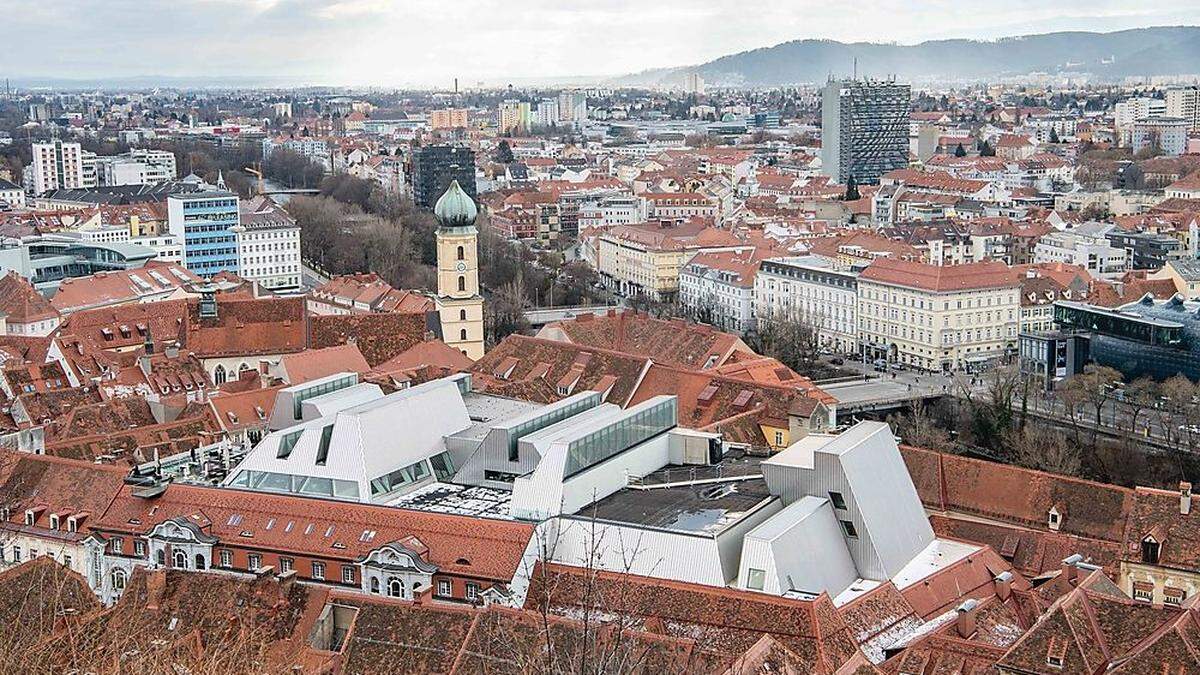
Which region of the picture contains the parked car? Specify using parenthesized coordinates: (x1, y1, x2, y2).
(829, 357, 844, 365)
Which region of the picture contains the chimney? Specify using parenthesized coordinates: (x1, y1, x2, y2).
(1061, 554, 1083, 583)
(1182, 482, 1192, 515)
(994, 571, 1013, 601)
(955, 598, 979, 638)
(277, 568, 297, 592)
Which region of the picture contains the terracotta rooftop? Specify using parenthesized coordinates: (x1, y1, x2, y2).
(861, 259, 1019, 292)
(308, 312, 433, 368)
(540, 309, 751, 371)
(0, 271, 58, 324)
(277, 343, 370, 385)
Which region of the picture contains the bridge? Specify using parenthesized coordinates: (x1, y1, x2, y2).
(260, 188, 320, 196)
(522, 304, 619, 328)
(820, 377, 947, 417)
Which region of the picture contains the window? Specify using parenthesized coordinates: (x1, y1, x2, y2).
(248, 554, 262, 571)
(460, 329, 467, 341)
(466, 583, 480, 601)
(387, 577, 402, 598)
(24, 511, 34, 526)
(214, 364, 227, 385)
(111, 537, 124, 555)
(220, 550, 233, 568)
(1133, 584, 1154, 603)
(312, 562, 325, 580)
(774, 431, 784, 446)
(1142, 538, 1161, 565)
(746, 568, 766, 591)
(456, 245, 464, 260)
(828, 491, 847, 510)
(156, 549, 166, 566)
(459, 309, 467, 321)
(1165, 588, 1187, 606)
(457, 276, 466, 292)
(195, 554, 206, 570)
(437, 579, 452, 597)
(172, 549, 187, 569)
(111, 569, 127, 591)
(370, 577, 380, 594)
(48, 514, 59, 530)
(279, 557, 294, 573)
(11, 545, 20, 562)
(134, 540, 145, 557)
(342, 565, 355, 584)
(840, 520, 859, 538)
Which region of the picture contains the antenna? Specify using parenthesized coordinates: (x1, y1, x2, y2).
(853, 57, 857, 80)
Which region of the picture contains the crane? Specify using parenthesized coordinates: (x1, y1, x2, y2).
(243, 164, 264, 195)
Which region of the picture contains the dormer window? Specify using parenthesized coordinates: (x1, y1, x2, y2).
(1142, 536, 1161, 565)
(48, 514, 59, 530)
(24, 510, 34, 526)
(67, 517, 77, 533)
(1047, 506, 1062, 531)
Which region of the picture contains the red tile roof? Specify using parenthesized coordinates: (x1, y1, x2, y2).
(308, 312, 433, 368)
(542, 309, 751, 371)
(861, 259, 1019, 292)
(278, 343, 370, 385)
(0, 271, 58, 324)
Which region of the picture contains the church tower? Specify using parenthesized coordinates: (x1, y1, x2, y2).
(433, 180, 485, 360)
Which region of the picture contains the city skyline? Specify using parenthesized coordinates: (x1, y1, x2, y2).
(4, 0, 1200, 87)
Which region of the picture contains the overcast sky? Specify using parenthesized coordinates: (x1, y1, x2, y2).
(5, 0, 1199, 87)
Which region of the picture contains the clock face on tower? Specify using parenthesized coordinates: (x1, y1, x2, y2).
(456, 261, 467, 272)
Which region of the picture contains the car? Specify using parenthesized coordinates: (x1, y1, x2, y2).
(829, 357, 844, 365)
(872, 359, 887, 372)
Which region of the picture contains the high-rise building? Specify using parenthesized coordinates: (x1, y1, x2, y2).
(497, 99, 531, 134)
(821, 78, 911, 185)
(233, 195, 302, 290)
(433, 180, 485, 360)
(534, 98, 560, 127)
(683, 72, 706, 95)
(167, 190, 241, 277)
(430, 108, 469, 130)
(412, 145, 476, 208)
(1115, 97, 1168, 145)
(557, 91, 587, 126)
(1132, 116, 1189, 157)
(96, 149, 178, 186)
(29, 140, 86, 194)
(1166, 87, 1200, 133)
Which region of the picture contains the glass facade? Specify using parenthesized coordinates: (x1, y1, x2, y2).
(292, 374, 358, 418)
(502, 392, 601, 462)
(369, 459, 432, 497)
(179, 195, 240, 276)
(227, 469, 360, 500)
(564, 398, 676, 478)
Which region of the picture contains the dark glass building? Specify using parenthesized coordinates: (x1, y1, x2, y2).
(821, 78, 911, 185)
(412, 145, 477, 208)
(1052, 297, 1200, 381)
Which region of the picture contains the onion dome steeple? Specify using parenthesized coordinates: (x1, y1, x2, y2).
(433, 179, 478, 229)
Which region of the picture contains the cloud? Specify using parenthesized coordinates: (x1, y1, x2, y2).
(1, 0, 1197, 86)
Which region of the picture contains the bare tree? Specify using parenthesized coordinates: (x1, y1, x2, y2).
(1010, 426, 1082, 476)
(749, 307, 823, 377)
(887, 402, 952, 451)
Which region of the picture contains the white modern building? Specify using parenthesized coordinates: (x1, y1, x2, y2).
(95, 149, 178, 186)
(1033, 222, 1128, 280)
(234, 195, 302, 290)
(1131, 116, 1189, 157)
(1115, 97, 1167, 144)
(754, 256, 860, 353)
(29, 140, 86, 194)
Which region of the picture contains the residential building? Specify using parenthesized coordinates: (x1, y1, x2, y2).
(821, 78, 911, 184)
(1106, 229, 1184, 270)
(1115, 96, 1167, 144)
(95, 149, 178, 186)
(1150, 258, 1200, 297)
(0, 178, 24, 209)
(596, 220, 742, 301)
(533, 98, 560, 127)
(1132, 116, 1189, 157)
(755, 256, 860, 354)
(233, 195, 301, 291)
(28, 140, 86, 194)
(678, 248, 763, 334)
(167, 190, 240, 277)
(1165, 86, 1200, 132)
(429, 107, 469, 130)
(557, 90, 587, 126)
(1033, 223, 1127, 280)
(497, 99, 531, 134)
(858, 259, 1020, 372)
(683, 71, 706, 95)
(411, 145, 476, 208)
(433, 180, 485, 360)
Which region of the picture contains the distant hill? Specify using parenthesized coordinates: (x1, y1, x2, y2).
(611, 26, 1200, 87)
